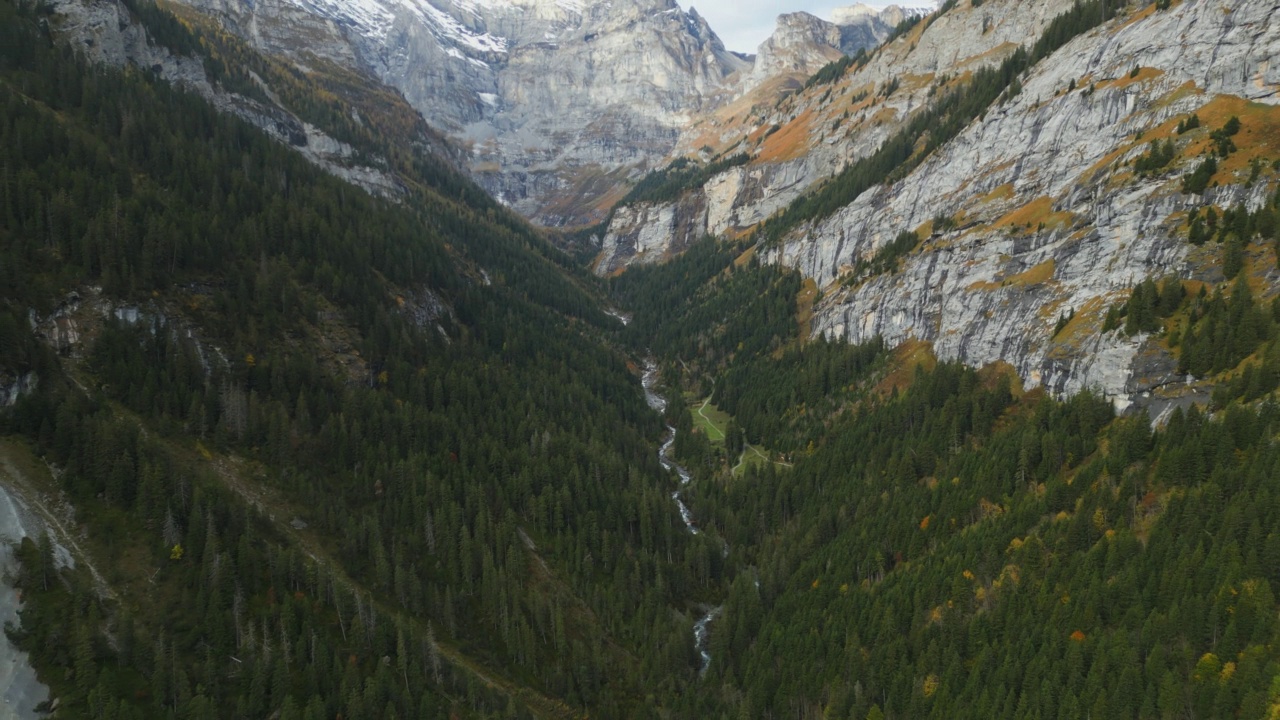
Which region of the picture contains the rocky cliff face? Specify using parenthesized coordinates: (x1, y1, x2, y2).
(600, 0, 1280, 412)
(47, 0, 407, 196)
(141, 0, 944, 227)
(160, 0, 750, 225)
(57, 0, 1278, 410)
(742, 13, 850, 93)
(741, 4, 927, 93)
(0, 372, 37, 409)
(467, 0, 749, 224)
(599, 0, 1060, 274)
(766, 0, 1280, 410)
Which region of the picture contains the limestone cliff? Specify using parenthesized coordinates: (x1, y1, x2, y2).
(46, 0, 411, 196)
(740, 4, 928, 93)
(158, 0, 750, 225)
(601, 0, 1061, 273)
(600, 0, 1280, 413)
(767, 0, 1280, 412)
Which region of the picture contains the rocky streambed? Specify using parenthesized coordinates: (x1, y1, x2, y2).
(641, 361, 722, 676)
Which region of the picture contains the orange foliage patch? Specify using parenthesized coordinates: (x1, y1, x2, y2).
(876, 339, 937, 396)
(1116, 1, 1158, 31)
(795, 277, 819, 339)
(978, 497, 1005, 520)
(994, 196, 1055, 229)
(757, 109, 815, 164)
(1070, 630, 1086, 642)
(980, 183, 1016, 204)
(922, 674, 940, 697)
(1107, 66, 1164, 90)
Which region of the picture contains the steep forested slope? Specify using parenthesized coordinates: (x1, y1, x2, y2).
(10, 0, 1280, 717)
(0, 1, 725, 716)
(611, 226, 1280, 719)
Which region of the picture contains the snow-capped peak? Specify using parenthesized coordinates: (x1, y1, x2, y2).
(829, 3, 880, 23)
(289, 0, 509, 53)
(830, 1, 936, 25)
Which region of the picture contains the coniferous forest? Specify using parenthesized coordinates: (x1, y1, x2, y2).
(0, 1, 709, 716)
(5, 0, 1280, 718)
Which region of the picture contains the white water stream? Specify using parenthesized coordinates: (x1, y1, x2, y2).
(641, 360, 722, 675)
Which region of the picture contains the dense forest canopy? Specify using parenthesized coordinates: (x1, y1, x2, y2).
(5, 0, 1280, 718)
(0, 0, 718, 716)
(611, 227, 1280, 719)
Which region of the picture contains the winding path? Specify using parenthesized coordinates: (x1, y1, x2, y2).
(695, 397, 725, 441)
(731, 443, 794, 475)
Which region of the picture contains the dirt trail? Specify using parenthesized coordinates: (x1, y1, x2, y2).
(731, 443, 794, 475)
(696, 396, 726, 440)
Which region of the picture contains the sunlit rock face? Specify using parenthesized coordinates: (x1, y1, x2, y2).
(595, 0, 1062, 276)
(160, 0, 749, 225)
(741, 4, 928, 93)
(766, 0, 1280, 408)
(598, 0, 1280, 411)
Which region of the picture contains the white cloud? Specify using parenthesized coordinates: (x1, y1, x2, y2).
(679, 1, 929, 54)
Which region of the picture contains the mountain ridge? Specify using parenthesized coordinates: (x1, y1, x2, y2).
(739, 4, 926, 93)
(593, 0, 1280, 418)
(9, 1, 1280, 718)
(146, 0, 932, 226)
(0, 3, 716, 714)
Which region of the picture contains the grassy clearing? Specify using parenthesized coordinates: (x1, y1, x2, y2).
(1199, 96, 1280, 178)
(980, 183, 1016, 204)
(689, 397, 730, 442)
(1047, 295, 1109, 358)
(1009, 259, 1057, 286)
(958, 42, 1020, 72)
(1114, 1, 1159, 31)
(994, 196, 1055, 229)
(969, 258, 1058, 292)
(731, 443, 792, 477)
(1105, 66, 1164, 91)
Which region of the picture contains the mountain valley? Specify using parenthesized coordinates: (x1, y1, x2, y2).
(5, 0, 1280, 717)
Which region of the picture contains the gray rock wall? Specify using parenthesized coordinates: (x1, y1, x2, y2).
(767, 0, 1280, 407)
(50, 0, 402, 196)
(597, 0, 1071, 276)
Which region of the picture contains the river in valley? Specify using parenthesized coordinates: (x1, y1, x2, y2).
(641, 360, 722, 676)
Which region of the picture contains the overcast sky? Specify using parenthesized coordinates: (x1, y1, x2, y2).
(680, 1, 927, 54)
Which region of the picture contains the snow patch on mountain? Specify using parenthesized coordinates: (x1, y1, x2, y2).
(287, 0, 509, 53)
(830, 2, 933, 24)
